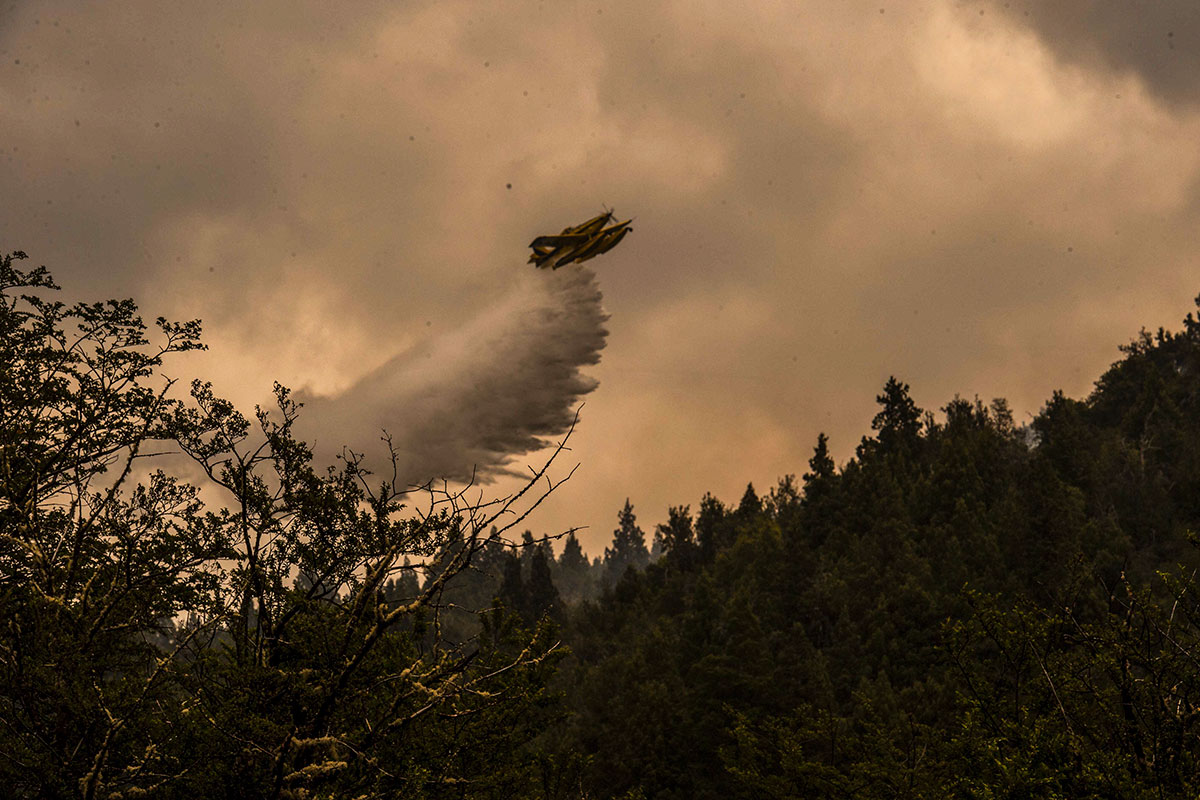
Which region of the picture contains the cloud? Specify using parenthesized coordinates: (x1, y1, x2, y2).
(983, 1, 1200, 108)
(6, 0, 1200, 553)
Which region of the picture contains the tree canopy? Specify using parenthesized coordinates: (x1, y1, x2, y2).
(0, 251, 567, 798)
(8, 248, 1200, 798)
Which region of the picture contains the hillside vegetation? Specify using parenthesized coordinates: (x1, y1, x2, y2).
(5, 249, 1200, 798)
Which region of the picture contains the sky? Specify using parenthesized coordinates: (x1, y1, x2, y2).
(5, 1, 1200, 555)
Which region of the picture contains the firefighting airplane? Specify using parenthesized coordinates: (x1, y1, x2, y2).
(528, 209, 633, 269)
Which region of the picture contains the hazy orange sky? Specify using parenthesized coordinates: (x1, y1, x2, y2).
(5, 1, 1200, 554)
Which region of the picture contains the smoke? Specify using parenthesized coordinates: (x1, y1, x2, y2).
(296, 265, 608, 487)
(985, 1, 1200, 108)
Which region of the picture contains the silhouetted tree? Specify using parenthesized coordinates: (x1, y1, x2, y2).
(547, 308, 1200, 798)
(498, 551, 526, 616)
(695, 492, 729, 561)
(527, 543, 561, 621)
(0, 251, 567, 798)
(603, 499, 650, 586)
(865, 375, 923, 456)
(554, 530, 597, 603)
(736, 482, 762, 518)
(654, 505, 696, 569)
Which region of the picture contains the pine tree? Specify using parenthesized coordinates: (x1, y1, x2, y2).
(555, 530, 595, 603)
(696, 492, 729, 561)
(867, 376, 923, 455)
(804, 433, 836, 486)
(498, 552, 526, 618)
(382, 558, 421, 607)
(604, 499, 650, 586)
(654, 505, 696, 569)
(736, 483, 762, 517)
(519, 530, 537, 574)
(527, 543, 561, 621)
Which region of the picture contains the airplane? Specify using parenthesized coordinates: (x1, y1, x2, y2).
(528, 211, 613, 260)
(550, 219, 632, 268)
(528, 210, 633, 269)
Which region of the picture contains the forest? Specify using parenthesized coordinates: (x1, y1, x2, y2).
(5, 247, 1200, 798)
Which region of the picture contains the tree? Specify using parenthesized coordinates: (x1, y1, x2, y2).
(0, 251, 220, 797)
(555, 530, 596, 603)
(696, 492, 729, 561)
(654, 505, 696, 568)
(865, 376, 923, 455)
(527, 542, 562, 621)
(498, 550, 526, 616)
(948, 570, 1200, 798)
(804, 433, 836, 487)
(543, 291, 1200, 799)
(381, 557, 421, 607)
(736, 483, 762, 518)
(603, 499, 650, 586)
(0, 252, 571, 798)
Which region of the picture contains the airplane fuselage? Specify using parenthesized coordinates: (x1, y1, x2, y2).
(528, 212, 632, 269)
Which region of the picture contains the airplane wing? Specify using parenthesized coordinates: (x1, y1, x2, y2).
(594, 224, 632, 254)
(529, 245, 560, 266)
(529, 233, 589, 249)
(602, 219, 633, 237)
(549, 242, 590, 271)
(559, 236, 609, 267)
(560, 211, 613, 238)
(561, 221, 634, 267)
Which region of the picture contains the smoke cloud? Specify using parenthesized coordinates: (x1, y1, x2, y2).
(296, 265, 608, 487)
(985, 1, 1200, 108)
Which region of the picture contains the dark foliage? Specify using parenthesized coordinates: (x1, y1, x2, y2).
(538, 297, 1200, 799)
(10, 246, 1200, 799)
(0, 252, 567, 799)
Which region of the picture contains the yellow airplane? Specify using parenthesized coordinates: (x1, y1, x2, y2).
(528, 210, 633, 269)
(528, 211, 613, 260)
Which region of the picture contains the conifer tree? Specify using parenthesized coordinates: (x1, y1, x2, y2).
(804, 432, 836, 487)
(527, 543, 561, 621)
(603, 499, 650, 585)
(555, 530, 595, 603)
(695, 492, 729, 561)
(736, 482, 762, 517)
(498, 551, 526, 617)
(654, 505, 696, 567)
(866, 376, 923, 454)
